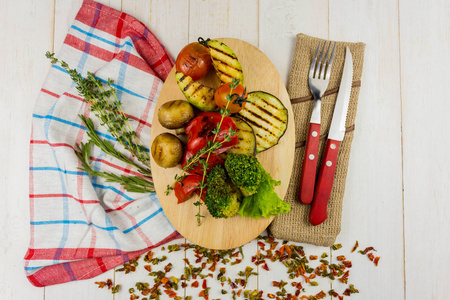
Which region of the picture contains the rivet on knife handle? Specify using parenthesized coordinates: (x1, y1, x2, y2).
(298, 122, 321, 204)
(309, 139, 340, 226)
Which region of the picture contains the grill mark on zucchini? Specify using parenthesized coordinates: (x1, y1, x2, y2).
(211, 58, 242, 73)
(191, 84, 204, 96)
(209, 46, 235, 59)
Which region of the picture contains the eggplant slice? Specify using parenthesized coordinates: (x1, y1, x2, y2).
(237, 91, 288, 154)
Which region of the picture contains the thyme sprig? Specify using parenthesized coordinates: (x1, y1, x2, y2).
(165, 78, 244, 226)
(45, 52, 151, 169)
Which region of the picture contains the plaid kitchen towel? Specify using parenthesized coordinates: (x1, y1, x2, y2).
(24, 0, 182, 287)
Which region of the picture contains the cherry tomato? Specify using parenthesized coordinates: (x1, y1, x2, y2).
(214, 83, 248, 114)
(174, 175, 203, 204)
(175, 42, 212, 81)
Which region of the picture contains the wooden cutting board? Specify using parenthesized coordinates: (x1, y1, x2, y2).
(149, 38, 295, 249)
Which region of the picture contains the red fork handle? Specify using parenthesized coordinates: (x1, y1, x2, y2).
(309, 139, 341, 226)
(298, 122, 321, 204)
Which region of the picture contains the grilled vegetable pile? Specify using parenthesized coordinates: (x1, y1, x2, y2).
(151, 38, 290, 224)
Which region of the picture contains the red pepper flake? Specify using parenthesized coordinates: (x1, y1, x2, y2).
(268, 293, 276, 298)
(164, 289, 177, 298)
(237, 289, 242, 297)
(299, 296, 310, 299)
(183, 258, 190, 265)
(146, 251, 154, 261)
(230, 281, 238, 289)
(258, 241, 266, 250)
(285, 245, 293, 258)
(351, 240, 359, 253)
(262, 262, 270, 271)
(209, 261, 217, 272)
(191, 281, 199, 288)
(374, 256, 380, 266)
(316, 291, 327, 299)
(270, 242, 279, 250)
(144, 265, 152, 272)
(164, 263, 172, 273)
(161, 277, 169, 284)
(336, 255, 346, 261)
(309, 274, 316, 279)
(279, 246, 285, 256)
(232, 251, 240, 257)
(202, 279, 207, 289)
(181, 282, 187, 288)
(343, 289, 351, 296)
(309, 255, 318, 260)
(198, 289, 209, 300)
(296, 282, 303, 290)
(273, 281, 280, 287)
(362, 246, 376, 254)
(342, 260, 352, 268)
(367, 253, 375, 261)
(295, 290, 301, 296)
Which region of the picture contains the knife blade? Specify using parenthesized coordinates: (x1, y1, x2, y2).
(309, 46, 354, 226)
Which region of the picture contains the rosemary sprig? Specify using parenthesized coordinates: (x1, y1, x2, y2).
(45, 52, 151, 168)
(77, 141, 154, 193)
(79, 115, 152, 178)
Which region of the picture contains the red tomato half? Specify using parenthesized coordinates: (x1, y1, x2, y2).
(180, 150, 224, 175)
(174, 175, 203, 204)
(185, 112, 238, 154)
(175, 42, 212, 81)
(214, 83, 248, 114)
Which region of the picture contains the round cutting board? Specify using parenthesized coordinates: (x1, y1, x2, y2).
(149, 38, 295, 249)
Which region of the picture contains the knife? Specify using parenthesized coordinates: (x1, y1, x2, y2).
(309, 46, 354, 226)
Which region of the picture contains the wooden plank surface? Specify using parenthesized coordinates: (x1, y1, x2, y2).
(328, 1, 405, 299)
(399, 0, 450, 299)
(0, 0, 54, 299)
(0, 0, 449, 299)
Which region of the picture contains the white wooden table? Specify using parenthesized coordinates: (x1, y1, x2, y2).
(1, 0, 449, 299)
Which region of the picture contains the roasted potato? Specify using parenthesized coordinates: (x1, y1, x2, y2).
(151, 133, 183, 168)
(158, 100, 195, 129)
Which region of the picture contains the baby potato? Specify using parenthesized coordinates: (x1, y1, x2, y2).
(158, 100, 195, 129)
(151, 133, 183, 168)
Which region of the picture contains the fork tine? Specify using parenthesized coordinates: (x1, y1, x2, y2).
(309, 41, 321, 78)
(325, 42, 336, 80)
(316, 42, 327, 78)
(318, 41, 332, 79)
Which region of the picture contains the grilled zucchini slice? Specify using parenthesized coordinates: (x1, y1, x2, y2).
(206, 39, 244, 85)
(227, 117, 257, 156)
(175, 72, 216, 111)
(237, 91, 288, 154)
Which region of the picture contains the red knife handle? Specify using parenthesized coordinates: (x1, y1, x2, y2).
(298, 122, 321, 204)
(309, 139, 341, 226)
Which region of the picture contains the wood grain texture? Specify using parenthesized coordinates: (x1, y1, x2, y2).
(259, 0, 329, 84)
(400, 0, 450, 299)
(329, 0, 405, 299)
(0, 0, 54, 299)
(150, 38, 295, 250)
(189, 0, 258, 46)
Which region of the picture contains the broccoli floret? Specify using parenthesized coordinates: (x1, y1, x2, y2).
(224, 153, 263, 197)
(205, 164, 242, 219)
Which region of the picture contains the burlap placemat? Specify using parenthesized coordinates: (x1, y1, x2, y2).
(269, 34, 365, 246)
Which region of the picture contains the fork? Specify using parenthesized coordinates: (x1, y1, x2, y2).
(298, 41, 336, 205)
